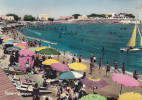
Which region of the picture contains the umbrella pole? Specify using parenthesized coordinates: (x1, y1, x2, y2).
(93, 87, 94, 94)
(120, 84, 123, 94)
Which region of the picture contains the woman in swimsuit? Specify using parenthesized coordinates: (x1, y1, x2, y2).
(33, 83, 40, 100)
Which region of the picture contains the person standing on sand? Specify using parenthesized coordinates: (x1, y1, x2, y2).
(90, 54, 93, 63)
(99, 57, 102, 70)
(93, 55, 97, 67)
(122, 62, 125, 74)
(105, 62, 110, 77)
(33, 83, 40, 100)
(72, 54, 76, 63)
(9, 53, 14, 66)
(89, 63, 94, 75)
(133, 70, 139, 80)
(78, 55, 82, 63)
(39, 40, 41, 47)
(114, 60, 120, 72)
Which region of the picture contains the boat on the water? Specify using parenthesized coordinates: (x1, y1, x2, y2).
(120, 24, 142, 52)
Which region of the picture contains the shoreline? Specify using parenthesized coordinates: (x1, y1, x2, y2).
(17, 24, 142, 81)
(3, 26, 142, 100)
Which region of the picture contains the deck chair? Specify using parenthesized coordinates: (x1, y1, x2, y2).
(17, 81, 29, 88)
(32, 78, 43, 87)
(8, 76, 15, 83)
(24, 73, 34, 82)
(13, 63, 20, 71)
(13, 74, 20, 81)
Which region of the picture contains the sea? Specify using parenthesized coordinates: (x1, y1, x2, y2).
(19, 23, 142, 74)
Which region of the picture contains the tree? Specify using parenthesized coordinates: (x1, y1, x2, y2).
(125, 14, 135, 19)
(24, 15, 35, 21)
(72, 14, 81, 19)
(88, 13, 106, 18)
(48, 18, 54, 21)
(6, 14, 21, 21)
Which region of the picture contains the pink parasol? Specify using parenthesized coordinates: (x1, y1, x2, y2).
(111, 73, 139, 94)
(51, 63, 70, 72)
(1, 36, 9, 39)
(15, 42, 27, 47)
(19, 49, 35, 56)
(18, 49, 35, 71)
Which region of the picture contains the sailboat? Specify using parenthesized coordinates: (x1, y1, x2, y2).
(120, 24, 142, 52)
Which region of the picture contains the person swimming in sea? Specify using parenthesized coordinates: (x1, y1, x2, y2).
(102, 46, 104, 52)
(59, 35, 61, 39)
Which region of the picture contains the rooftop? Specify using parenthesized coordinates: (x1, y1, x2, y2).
(0, 67, 23, 100)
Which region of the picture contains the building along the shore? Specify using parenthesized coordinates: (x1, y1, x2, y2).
(60, 16, 74, 20)
(78, 15, 88, 20)
(2, 16, 15, 21)
(38, 14, 50, 21)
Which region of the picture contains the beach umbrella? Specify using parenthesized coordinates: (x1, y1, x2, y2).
(37, 48, 60, 55)
(118, 92, 142, 100)
(4, 41, 14, 44)
(51, 63, 70, 72)
(19, 49, 35, 56)
(59, 71, 83, 79)
(68, 62, 87, 71)
(10, 40, 21, 43)
(42, 59, 59, 65)
(111, 73, 139, 94)
(1, 36, 9, 39)
(79, 94, 107, 100)
(17, 46, 27, 49)
(35, 46, 49, 52)
(28, 47, 38, 53)
(81, 77, 108, 88)
(7, 46, 21, 51)
(3, 39, 11, 42)
(15, 42, 27, 47)
(81, 77, 108, 93)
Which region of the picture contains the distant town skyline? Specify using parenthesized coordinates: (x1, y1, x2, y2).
(0, 0, 142, 19)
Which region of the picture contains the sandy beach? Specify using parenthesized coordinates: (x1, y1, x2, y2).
(1, 28, 142, 100)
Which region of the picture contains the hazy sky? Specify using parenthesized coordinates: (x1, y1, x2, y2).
(0, 0, 142, 19)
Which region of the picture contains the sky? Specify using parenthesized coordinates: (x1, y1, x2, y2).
(0, 0, 142, 19)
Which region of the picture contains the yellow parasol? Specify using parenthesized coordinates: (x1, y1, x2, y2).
(36, 46, 49, 52)
(42, 59, 59, 65)
(3, 39, 10, 42)
(17, 46, 27, 49)
(118, 92, 142, 100)
(68, 62, 87, 71)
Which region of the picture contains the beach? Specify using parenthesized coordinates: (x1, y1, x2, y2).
(0, 27, 141, 100)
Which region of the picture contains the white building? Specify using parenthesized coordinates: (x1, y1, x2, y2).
(38, 14, 49, 21)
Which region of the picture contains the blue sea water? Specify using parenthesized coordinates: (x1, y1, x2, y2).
(20, 23, 142, 74)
